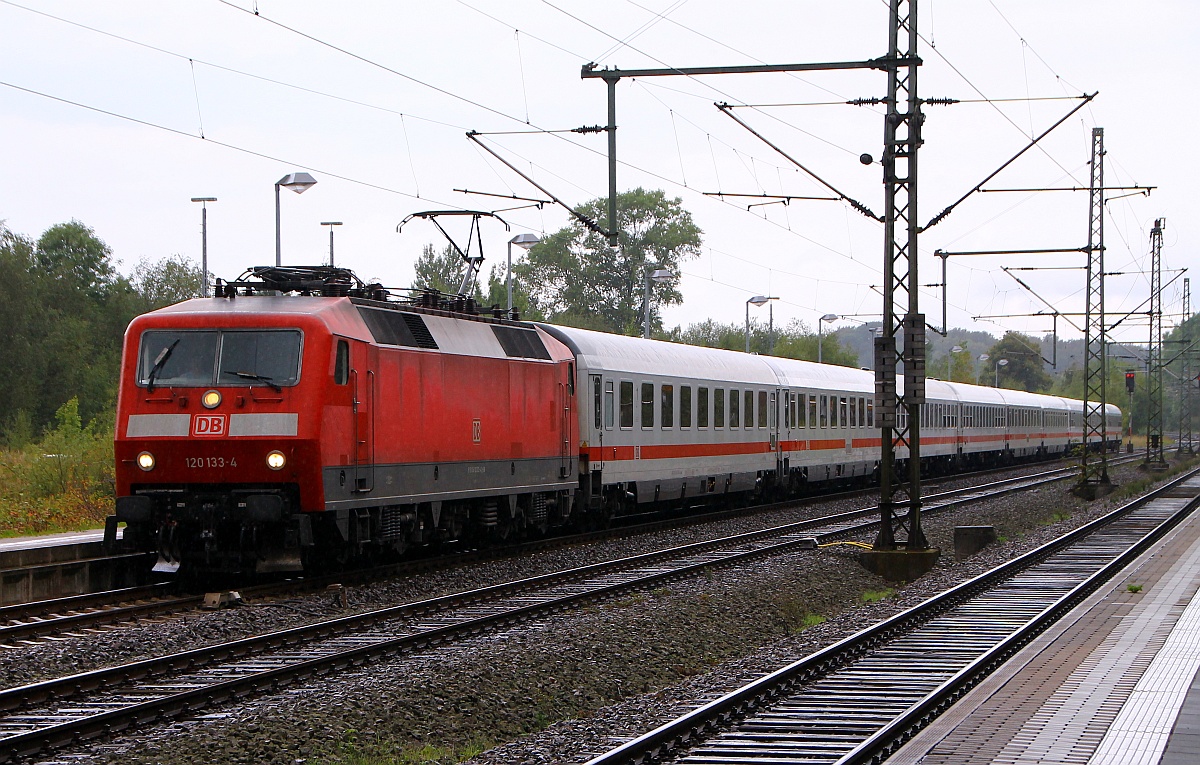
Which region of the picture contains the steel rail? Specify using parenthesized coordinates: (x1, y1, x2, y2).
(583, 464, 1200, 765)
(1, 459, 1088, 644)
(0, 460, 1103, 762)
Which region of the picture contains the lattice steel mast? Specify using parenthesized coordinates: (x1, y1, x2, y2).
(1146, 218, 1167, 468)
(874, 0, 928, 551)
(1079, 127, 1110, 488)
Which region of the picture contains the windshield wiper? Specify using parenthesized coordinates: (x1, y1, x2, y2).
(146, 339, 180, 392)
(222, 370, 283, 392)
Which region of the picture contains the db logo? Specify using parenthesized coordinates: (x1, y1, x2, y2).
(192, 414, 227, 437)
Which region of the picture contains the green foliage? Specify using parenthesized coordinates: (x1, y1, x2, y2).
(132, 253, 203, 306)
(985, 332, 1052, 391)
(0, 220, 193, 443)
(1127, 584, 1143, 593)
(861, 588, 895, 603)
(0, 398, 114, 537)
(665, 318, 858, 366)
(413, 243, 472, 297)
(329, 732, 493, 765)
(512, 188, 701, 335)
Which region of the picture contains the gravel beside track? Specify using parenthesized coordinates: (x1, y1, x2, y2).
(16, 459, 1184, 765)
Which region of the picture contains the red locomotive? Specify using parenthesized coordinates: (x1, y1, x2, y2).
(109, 267, 578, 574)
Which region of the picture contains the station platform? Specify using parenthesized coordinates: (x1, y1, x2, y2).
(890, 497, 1200, 765)
(0, 528, 149, 605)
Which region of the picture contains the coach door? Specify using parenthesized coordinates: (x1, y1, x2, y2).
(558, 363, 575, 478)
(350, 342, 376, 492)
(772, 389, 784, 471)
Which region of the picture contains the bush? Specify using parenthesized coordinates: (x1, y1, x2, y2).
(0, 397, 113, 537)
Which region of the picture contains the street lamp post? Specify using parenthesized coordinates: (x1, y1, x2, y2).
(190, 197, 217, 297)
(817, 314, 838, 363)
(643, 266, 673, 339)
(507, 233, 541, 316)
(320, 222, 342, 266)
(745, 296, 775, 353)
(274, 172, 317, 267)
(995, 358, 1009, 387)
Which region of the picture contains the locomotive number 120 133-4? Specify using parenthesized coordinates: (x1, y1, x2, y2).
(184, 456, 237, 468)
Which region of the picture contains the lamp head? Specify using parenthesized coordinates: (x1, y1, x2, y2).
(277, 172, 317, 194)
(820, 313, 838, 323)
(650, 269, 673, 283)
(510, 233, 541, 249)
(748, 295, 771, 307)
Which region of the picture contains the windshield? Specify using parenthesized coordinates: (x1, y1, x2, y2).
(138, 330, 302, 388)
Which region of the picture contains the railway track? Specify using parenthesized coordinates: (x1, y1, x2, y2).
(582, 466, 1200, 765)
(0, 459, 1119, 762)
(0, 458, 1102, 646)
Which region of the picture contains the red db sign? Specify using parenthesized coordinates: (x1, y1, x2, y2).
(192, 414, 227, 437)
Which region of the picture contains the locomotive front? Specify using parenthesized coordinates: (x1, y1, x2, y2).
(108, 298, 330, 574)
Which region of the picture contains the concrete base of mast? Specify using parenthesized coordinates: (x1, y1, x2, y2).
(859, 546, 940, 582)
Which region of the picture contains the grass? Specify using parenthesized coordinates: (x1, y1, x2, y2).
(1127, 584, 1143, 593)
(328, 730, 494, 765)
(0, 399, 115, 538)
(861, 588, 895, 603)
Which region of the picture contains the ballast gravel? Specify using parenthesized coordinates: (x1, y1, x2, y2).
(16, 459, 1188, 765)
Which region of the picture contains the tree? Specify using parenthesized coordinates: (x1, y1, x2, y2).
(481, 264, 544, 321)
(132, 253, 203, 308)
(665, 318, 859, 366)
(986, 331, 1052, 391)
(513, 188, 701, 335)
(36, 220, 117, 298)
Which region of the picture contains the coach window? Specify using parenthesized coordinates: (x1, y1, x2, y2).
(680, 385, 692, 429)
(592, 375, 602, 430)
(819, 395, 828, 428)
(809, 394, 818, 428)
(840, 397, 849, 428)
(605, 380, 615, 429)
(867, 398, 874, 427)
(858, 397, 865, 428)
(661, 384, 674, 429)
(715, 388, 725, 428)
(759, 390, 768, 428)
(788, 393, 797, 429)
(620, 381, 634, 429)
(641, 383, 655, 429)
(334, 339, 349, 385)
(729, 389, 741, 428)
(698, 386, 710, 428)
(744, 390, 754, 429)
(849, 397, 858, 428)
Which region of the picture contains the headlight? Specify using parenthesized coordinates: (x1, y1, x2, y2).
(201, 390, 222, 409)
(137, 451, 156, 471)
(266, 450, 286, 470)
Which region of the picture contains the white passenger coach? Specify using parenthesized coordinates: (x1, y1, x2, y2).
(540, 326, 1121, 514)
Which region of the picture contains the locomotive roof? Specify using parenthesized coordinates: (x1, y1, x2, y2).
(132, 296, 372, 339)
(135, 296, 572, 362)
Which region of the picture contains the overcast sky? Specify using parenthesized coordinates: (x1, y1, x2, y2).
(1, 0, 1194, 349)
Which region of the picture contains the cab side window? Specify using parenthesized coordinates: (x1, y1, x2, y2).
(335, 340, 349, 385)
